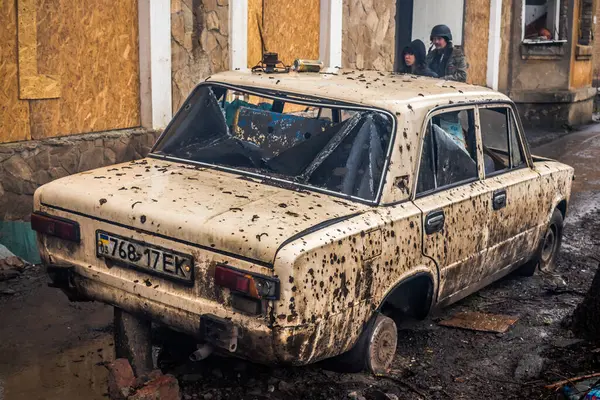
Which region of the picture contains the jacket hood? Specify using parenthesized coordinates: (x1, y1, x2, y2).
(402, 39, 428, 66)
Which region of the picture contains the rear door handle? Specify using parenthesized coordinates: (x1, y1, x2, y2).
(425, 210, 445, 235)
(493, 189, 507, 210)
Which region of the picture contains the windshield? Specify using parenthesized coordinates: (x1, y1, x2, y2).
(152, 84, 394, 202)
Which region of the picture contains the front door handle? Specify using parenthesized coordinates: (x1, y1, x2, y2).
(425, 210, 445, 235)
(493, 189, 507, 210)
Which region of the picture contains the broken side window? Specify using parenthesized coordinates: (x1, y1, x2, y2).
(509, 112, 526, 168)
(416, 109, 478, 194)
(152, 84, 393, 202)
(480, 108, 511, 175)
(480, 107, 527, 175)
(417, 121, 436, 194)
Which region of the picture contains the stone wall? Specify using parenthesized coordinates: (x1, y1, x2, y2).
(342, 0, 396, 71)
(0, 129, 161, 221)
(171, 0, 229, 113)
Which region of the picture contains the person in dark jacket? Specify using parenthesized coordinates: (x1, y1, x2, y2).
(399, 39, 438, 78)
(426, 25, 468, 82)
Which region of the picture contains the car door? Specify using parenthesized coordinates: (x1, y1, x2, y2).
(412, 106, 493, 305)
(477, 104, 543, 276)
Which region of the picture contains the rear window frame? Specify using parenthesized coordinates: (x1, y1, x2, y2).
(477, 103, 532, 179)
(149, 81, 398, 206)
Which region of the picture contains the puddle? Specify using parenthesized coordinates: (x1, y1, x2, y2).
(1, 336, 113, 400)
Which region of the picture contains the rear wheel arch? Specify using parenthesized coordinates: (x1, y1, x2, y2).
(378, 272, 435, 322)
(556, 199, 567, 220)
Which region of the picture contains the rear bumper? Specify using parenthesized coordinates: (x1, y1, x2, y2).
(45, 264, 319, 365)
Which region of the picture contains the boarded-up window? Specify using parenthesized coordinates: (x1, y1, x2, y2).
(247, 0, 320, 68)
(0, 0, 140, 144)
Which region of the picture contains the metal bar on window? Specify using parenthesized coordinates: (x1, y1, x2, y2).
(429, 121, 438, 190)
(507, 110, 514, 169)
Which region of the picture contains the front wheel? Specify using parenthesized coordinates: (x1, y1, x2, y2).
(518, 208, 564, 276)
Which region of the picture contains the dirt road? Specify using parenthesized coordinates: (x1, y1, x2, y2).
(1, 127, 599, 400)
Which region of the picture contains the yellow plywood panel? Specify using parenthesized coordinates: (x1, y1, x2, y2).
(463, 0, 490, 86)
(263, 0, 320, 67)
(30, 0, 140, 139)
(497, 0, 513, 92)
(571, 58, 593, 88)
(247, 0, 263, 68)
(19, 75, 61, 99)
(17, 0, 60, 99)
(570, 0, 593, 89)
(0, 0, 31, 143)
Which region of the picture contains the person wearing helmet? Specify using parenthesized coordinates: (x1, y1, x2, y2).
(426, 24, 468, 82)
(399, 39, 438, 78)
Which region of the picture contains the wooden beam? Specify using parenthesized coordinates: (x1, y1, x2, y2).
(17, 0, 61, 99)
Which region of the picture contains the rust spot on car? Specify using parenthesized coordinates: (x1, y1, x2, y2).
(131, 201, 142, 209)
(99, 198, 107, 206)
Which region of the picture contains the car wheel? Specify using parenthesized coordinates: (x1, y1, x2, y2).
(323, 313, 397, 375)
(518, 208, 564, 276)
(538, 208, 564, 272)
(366, 314, 398, 375)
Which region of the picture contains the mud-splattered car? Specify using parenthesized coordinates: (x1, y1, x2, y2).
(32, 70, 573, 375)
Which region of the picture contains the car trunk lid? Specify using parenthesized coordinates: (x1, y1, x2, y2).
(37, 158, 369, 265)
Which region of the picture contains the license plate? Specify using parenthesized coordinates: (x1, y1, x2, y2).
(96, 231, 194, 283)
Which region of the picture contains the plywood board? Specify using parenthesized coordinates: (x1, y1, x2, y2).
(497, 0, 513, 92)
(463, 0, 491, 86)
(570, 0, 593, 89)
(439, 311, 519, 333)
(262, 0, 320, 67)
(17, 0, 60, 99)
(0, 0, 31, 144)
(247, 0, 264, 68)
(30, 0, 140, 139)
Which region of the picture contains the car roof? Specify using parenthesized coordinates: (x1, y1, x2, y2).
(206, 69, 511, 112)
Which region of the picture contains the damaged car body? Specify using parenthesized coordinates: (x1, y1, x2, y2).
(32, 70, 574, 374)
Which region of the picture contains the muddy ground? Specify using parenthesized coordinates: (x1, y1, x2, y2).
(166, 206, 600, 400)
(1, 128, 599, 400)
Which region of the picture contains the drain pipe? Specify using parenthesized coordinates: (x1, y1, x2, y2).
(189, 344, 213, 362)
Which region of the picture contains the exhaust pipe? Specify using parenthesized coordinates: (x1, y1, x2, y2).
(189, 344, 213, 362)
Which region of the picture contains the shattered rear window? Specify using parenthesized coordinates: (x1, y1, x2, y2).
(152, 85, 394, 202)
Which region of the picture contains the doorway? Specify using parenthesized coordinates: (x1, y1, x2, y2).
(395, 0, 466, 71)
(394, 0, 414, 72)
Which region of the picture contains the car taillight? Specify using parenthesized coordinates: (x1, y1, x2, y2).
(31, 212, 81, 242)
(214, 265, 279, 300)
